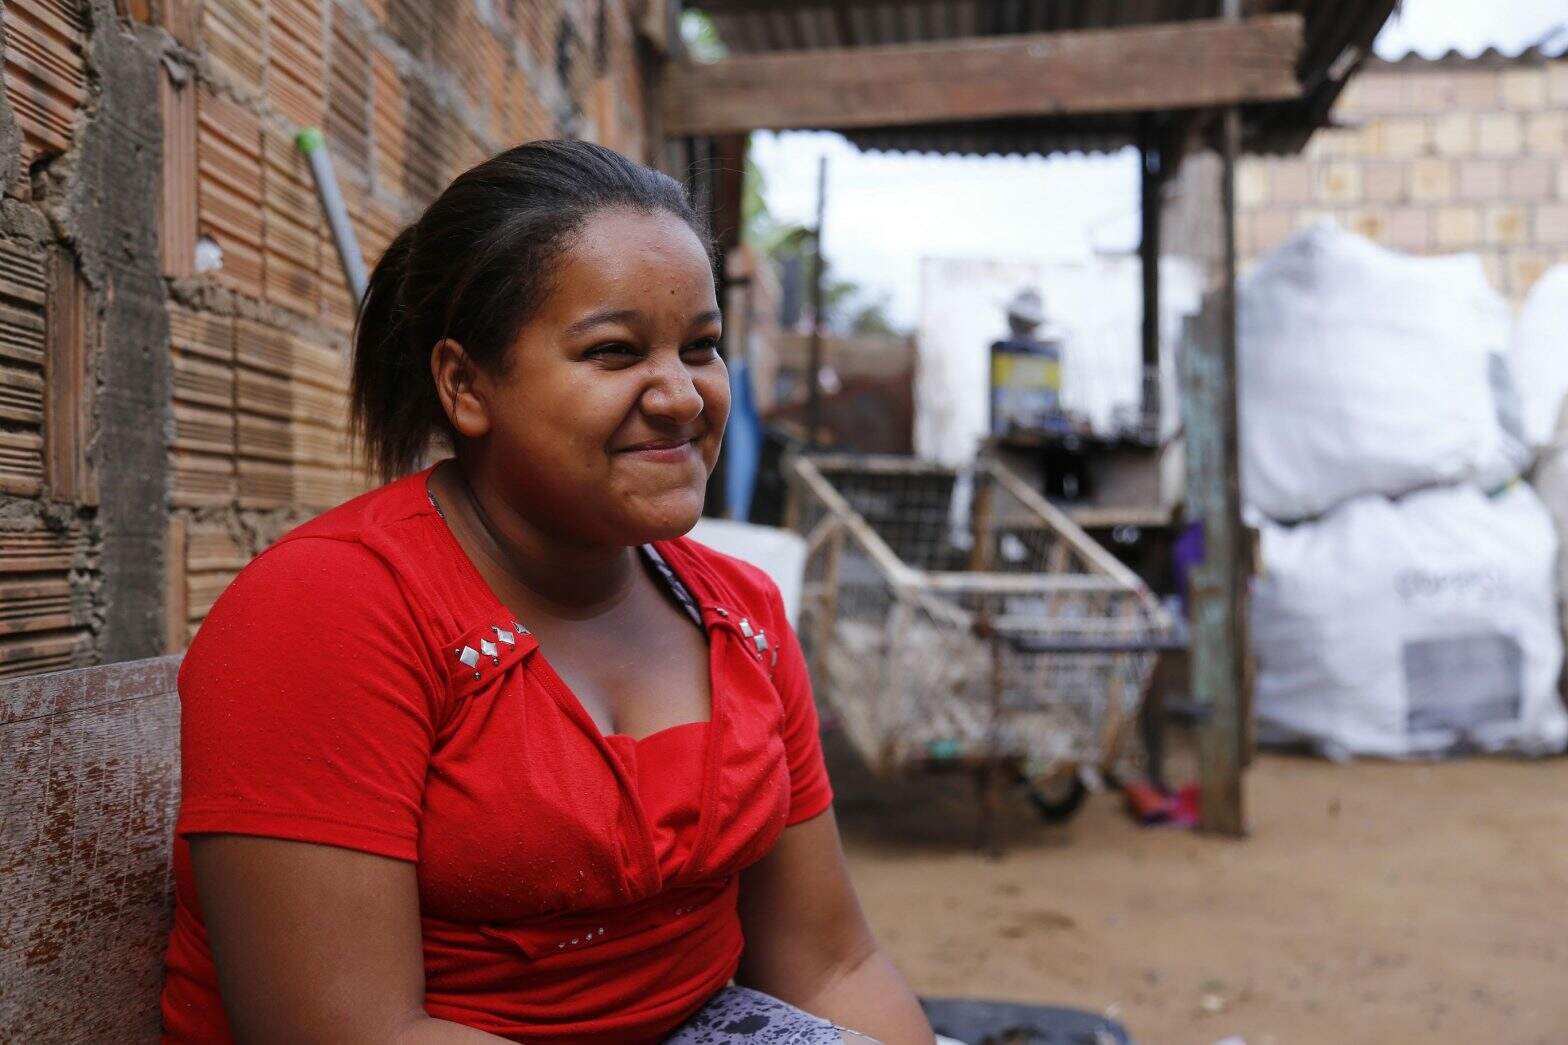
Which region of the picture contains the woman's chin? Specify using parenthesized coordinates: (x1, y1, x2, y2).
(619, 489, 707, 543)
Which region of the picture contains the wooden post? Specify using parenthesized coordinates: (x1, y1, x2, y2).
(805, 155, 828, 449)
(1184, 3, 1249, 835)
(1138, 115, 1164, 441)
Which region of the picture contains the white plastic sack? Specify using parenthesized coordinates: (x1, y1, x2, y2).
(1239, 221, 1522, 522)
(1534, 442, 1568, 609)
(688, 518, 807, 627)
(1512, 264, 1568, 449)
(1251, 483, 1566, 758)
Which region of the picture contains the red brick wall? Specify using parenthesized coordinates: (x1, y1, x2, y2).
(0, 0, 663, 669)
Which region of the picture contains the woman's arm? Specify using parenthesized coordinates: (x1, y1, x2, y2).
(736, 809, 933, 1043)
(190, 834, 507, 1044)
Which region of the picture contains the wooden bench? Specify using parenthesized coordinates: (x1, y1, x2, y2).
(1, 656, 182, 1042)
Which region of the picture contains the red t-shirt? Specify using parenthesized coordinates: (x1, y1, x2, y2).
(160, 465, 833, 1044)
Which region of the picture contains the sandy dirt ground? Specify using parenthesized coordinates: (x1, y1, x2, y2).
(830, 737, 1568, 1045)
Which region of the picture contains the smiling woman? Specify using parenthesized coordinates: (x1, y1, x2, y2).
(157, 140, 932, 1045)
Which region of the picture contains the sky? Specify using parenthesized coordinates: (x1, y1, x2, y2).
(748, 0, 1568, 330)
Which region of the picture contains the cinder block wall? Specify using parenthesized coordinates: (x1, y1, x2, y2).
(1238, 50, 1568, 301)
(1, 0, 663, 678)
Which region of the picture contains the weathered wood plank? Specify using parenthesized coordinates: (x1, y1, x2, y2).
(43, 250, 94, 504)
(0, 656, 181, 1041)
(662, 15, 1304, 135)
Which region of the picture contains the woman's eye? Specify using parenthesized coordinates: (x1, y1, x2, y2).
(684, 336, 721, 358)
(587, 342, 637, 359)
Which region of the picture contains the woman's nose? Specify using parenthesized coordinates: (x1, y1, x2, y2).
(639, 355, 704, 424)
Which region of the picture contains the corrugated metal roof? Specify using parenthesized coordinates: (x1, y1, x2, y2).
(1371, 40, 1568, 69)
(688, 0, 1399, 158)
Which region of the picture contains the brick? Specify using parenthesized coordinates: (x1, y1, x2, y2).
(3, 1, 90, 168)
(1237, 164, 1270, 208)
(386, 0, 434, 60)
(1508, 250, 1551, 297)
(1524, 112, 1567, 158)
(1384, 207, 1432, 252)
(1435, 206, 1480, 248)
(261, 128, 322, 318)
(436, 3, 492, 116)
(196, 85, 264, 297)
(371, 50, 407, 200)
(1550, 63, 1568, 107)
(1456, 159, 1504, 202)
(1381, 118, 1428, 160)
(1293, 208, 1332, 232)
(1334, 76, 1365, 115)
(1507, 158, 1554, 203)
(1345, 209, 1385, 242)
(1355, 71, 1406, 114)
(1450, 70, 1500, 109)
(1536, 204, 1568, 247)
(200, 0, 266, 98)
(326, 9, 373, 176)
(1501, 68, 1547, 111)
(1476, 113, 1523, 158)
(403, 81, 448, 202)
(1481, 254, 1505, 292)
(1309, 125, 1361, 160)
(1249, 209, 1293, 255)
(267, 0, 327, 128)
(1363, 161, 1405, 203)
(1409, 158, 1452, 204)
(1316, 162, 1362, 205)
(1403, 71, 1450, 114)
(1484, 204, 1528, 246)
(1431, 113, 1473, 157)
(355, 199, 406, 273)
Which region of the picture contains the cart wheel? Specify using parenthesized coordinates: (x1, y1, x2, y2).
(1026, 774, 1088, 823)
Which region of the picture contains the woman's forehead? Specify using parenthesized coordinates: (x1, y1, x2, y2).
(540, 209, 716, 322)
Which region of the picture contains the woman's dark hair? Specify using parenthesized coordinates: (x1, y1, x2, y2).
(350, 139, 712, 482)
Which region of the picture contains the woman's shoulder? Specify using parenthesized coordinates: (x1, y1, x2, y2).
(190, 472, 444, 649)
(657, 534, 790, 626)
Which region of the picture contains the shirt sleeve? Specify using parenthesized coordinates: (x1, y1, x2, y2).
(175, 536, 444, 862)
(764, 583, 834, 826)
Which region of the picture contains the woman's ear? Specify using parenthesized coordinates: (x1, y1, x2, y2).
(431, 338, 491, 439)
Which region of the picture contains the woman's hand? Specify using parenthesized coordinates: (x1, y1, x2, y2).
(736, 809, 933, 1044)
(190, 835, 507, 1044)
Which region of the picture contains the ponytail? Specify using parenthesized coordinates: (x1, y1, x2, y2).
(350, 224, 435, 483)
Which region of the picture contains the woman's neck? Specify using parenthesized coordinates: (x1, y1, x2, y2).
(438, 459, 636, 618)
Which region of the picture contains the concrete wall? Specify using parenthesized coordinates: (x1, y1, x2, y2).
(0, 0, 662, 678)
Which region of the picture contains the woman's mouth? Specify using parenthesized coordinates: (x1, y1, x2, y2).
(616, 437, 697, 463)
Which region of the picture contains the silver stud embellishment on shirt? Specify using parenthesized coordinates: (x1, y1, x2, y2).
(738, 618, 754, 638)
(457, 646, 479, 667)
(492, 626, 515, 645)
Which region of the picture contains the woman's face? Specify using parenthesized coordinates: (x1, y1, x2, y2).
(461, 206, 729, 547)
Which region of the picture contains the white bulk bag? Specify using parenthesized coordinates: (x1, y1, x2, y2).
(1251, 483, 1566, 758)
(1239, 221, 1520, 522)
(1512, 264, 1568, 449)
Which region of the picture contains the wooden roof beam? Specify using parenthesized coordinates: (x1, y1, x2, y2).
(661, 14, 1305, 136)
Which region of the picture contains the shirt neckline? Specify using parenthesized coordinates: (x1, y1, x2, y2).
(416, 461, 718, 747)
